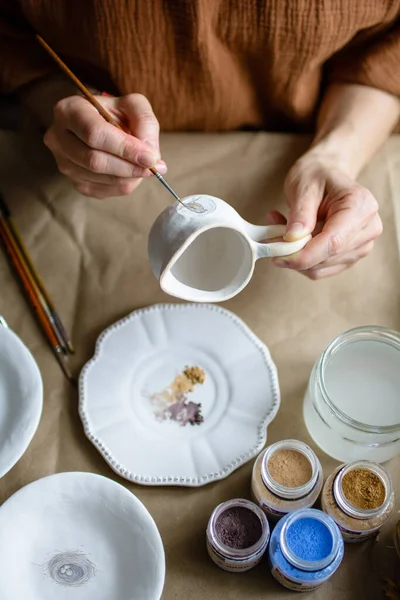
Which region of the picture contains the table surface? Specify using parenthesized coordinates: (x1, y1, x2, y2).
(0, 126, 399, 599)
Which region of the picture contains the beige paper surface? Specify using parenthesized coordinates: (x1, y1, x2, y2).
(0, 127, 399, 599)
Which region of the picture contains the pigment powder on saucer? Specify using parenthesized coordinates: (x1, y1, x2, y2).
(341, 468, 385, 510)
(215, 506, 262, 549)
(268, 449, 313, 487)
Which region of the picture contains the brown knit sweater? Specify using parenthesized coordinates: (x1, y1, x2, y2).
(1, 1, 400, 132)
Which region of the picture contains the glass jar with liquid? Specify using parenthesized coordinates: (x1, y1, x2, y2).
(303, 326, 400, 463)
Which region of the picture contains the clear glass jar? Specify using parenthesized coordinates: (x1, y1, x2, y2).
(321, 460, 394, 543)
(269, 508, 344, 592)
(303, 326, 400, 463)
(206, 498, 270, 572)
(251, 439, 323, 520)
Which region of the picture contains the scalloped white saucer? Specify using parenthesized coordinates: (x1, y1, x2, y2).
(79, 304, 280, 486)
(0, 472, 165, 600)
(0, 322, 43, 479)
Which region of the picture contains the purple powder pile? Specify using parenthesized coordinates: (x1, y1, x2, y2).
(165, 399, 204, 426)
(215, 506, 262, 550)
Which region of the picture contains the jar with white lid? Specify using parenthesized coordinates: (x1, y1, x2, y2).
(303, 326, 400, 463)
(251, 439, 323, 520)
(321, 460, 394, 542)
(206, 498, 270, 572)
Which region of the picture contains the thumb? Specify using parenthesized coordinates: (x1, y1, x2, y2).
(283, 175, 323, 241)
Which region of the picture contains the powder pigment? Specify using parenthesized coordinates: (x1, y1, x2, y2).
(215, 506, 262, 549)
(148, 365, 205, 426)
(251, 441, 323, 521)
(268, 449, 312, 488)
(183, 366, 206, 385)
(321, 462, 394, 542)
(287, 517, 333, 561)
(342, 468, 385, 510)
(269, 509, 344, 592)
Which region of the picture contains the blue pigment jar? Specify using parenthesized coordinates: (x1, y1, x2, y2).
(269, 508, 344, 592)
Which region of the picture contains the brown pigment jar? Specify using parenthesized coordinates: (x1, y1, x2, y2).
(321, 460, 394, 542)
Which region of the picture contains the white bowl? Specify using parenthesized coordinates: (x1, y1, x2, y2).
(0, 324, 42, 478)
(0, 472, 165, 600)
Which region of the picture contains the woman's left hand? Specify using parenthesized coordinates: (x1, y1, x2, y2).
(268, 151, 383, 279)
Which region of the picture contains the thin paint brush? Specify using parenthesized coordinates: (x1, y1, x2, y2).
(36, 35, 189, 208)
(0, 219, 75, 384)
(0, 194, 74, 354)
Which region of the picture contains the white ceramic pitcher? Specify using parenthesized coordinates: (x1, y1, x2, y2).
(148, 195, 311, 302)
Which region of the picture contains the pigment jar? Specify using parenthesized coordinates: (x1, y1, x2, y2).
(394, 520, 400, 561)
(303, 326, 400, 462)
(251, 439, 323, 520)
(206, 498, 270, 572)
(268, 508, 344, 592)
(321, 460, 394, 542)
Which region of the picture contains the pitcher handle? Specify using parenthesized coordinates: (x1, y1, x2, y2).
(245, 224, 311, 259)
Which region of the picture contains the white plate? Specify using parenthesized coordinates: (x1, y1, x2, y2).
(0, 323, 43, 478)
(0, 472, 165, 600)
(79, 304, 280, 486)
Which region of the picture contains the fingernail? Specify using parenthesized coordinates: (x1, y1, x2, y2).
(273, 260, 289, 268)
(137, 151, 156, 168)
(284, 222, 305, 241)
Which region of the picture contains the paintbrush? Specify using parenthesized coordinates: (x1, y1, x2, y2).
(36, 35, 191, 210)
(0, 198, 75, 384)
(0, 194, 74, 354)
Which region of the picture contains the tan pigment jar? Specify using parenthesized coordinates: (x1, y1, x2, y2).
(251, 439, 323, 520)
(321, 460, 394, 543)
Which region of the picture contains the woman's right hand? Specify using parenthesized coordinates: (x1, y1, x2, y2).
(44, 93, 166, 199)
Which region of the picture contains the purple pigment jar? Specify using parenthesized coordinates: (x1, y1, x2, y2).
(207, 498, 270, 572)
(269, 508, 344, 591)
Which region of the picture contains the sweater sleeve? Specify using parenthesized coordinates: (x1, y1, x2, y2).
(0, 1, 55, 94)
(327, 13, 400, 98)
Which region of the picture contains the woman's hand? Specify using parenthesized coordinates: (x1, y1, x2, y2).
(268, 84, 400, 280)
(44, 93, 166, 199)
(267, 151, 382, 279)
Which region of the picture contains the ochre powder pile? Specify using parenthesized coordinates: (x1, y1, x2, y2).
(183, 366, 206, 385)
(342, 469, 385, 510)
(267, 449, 312, 488)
